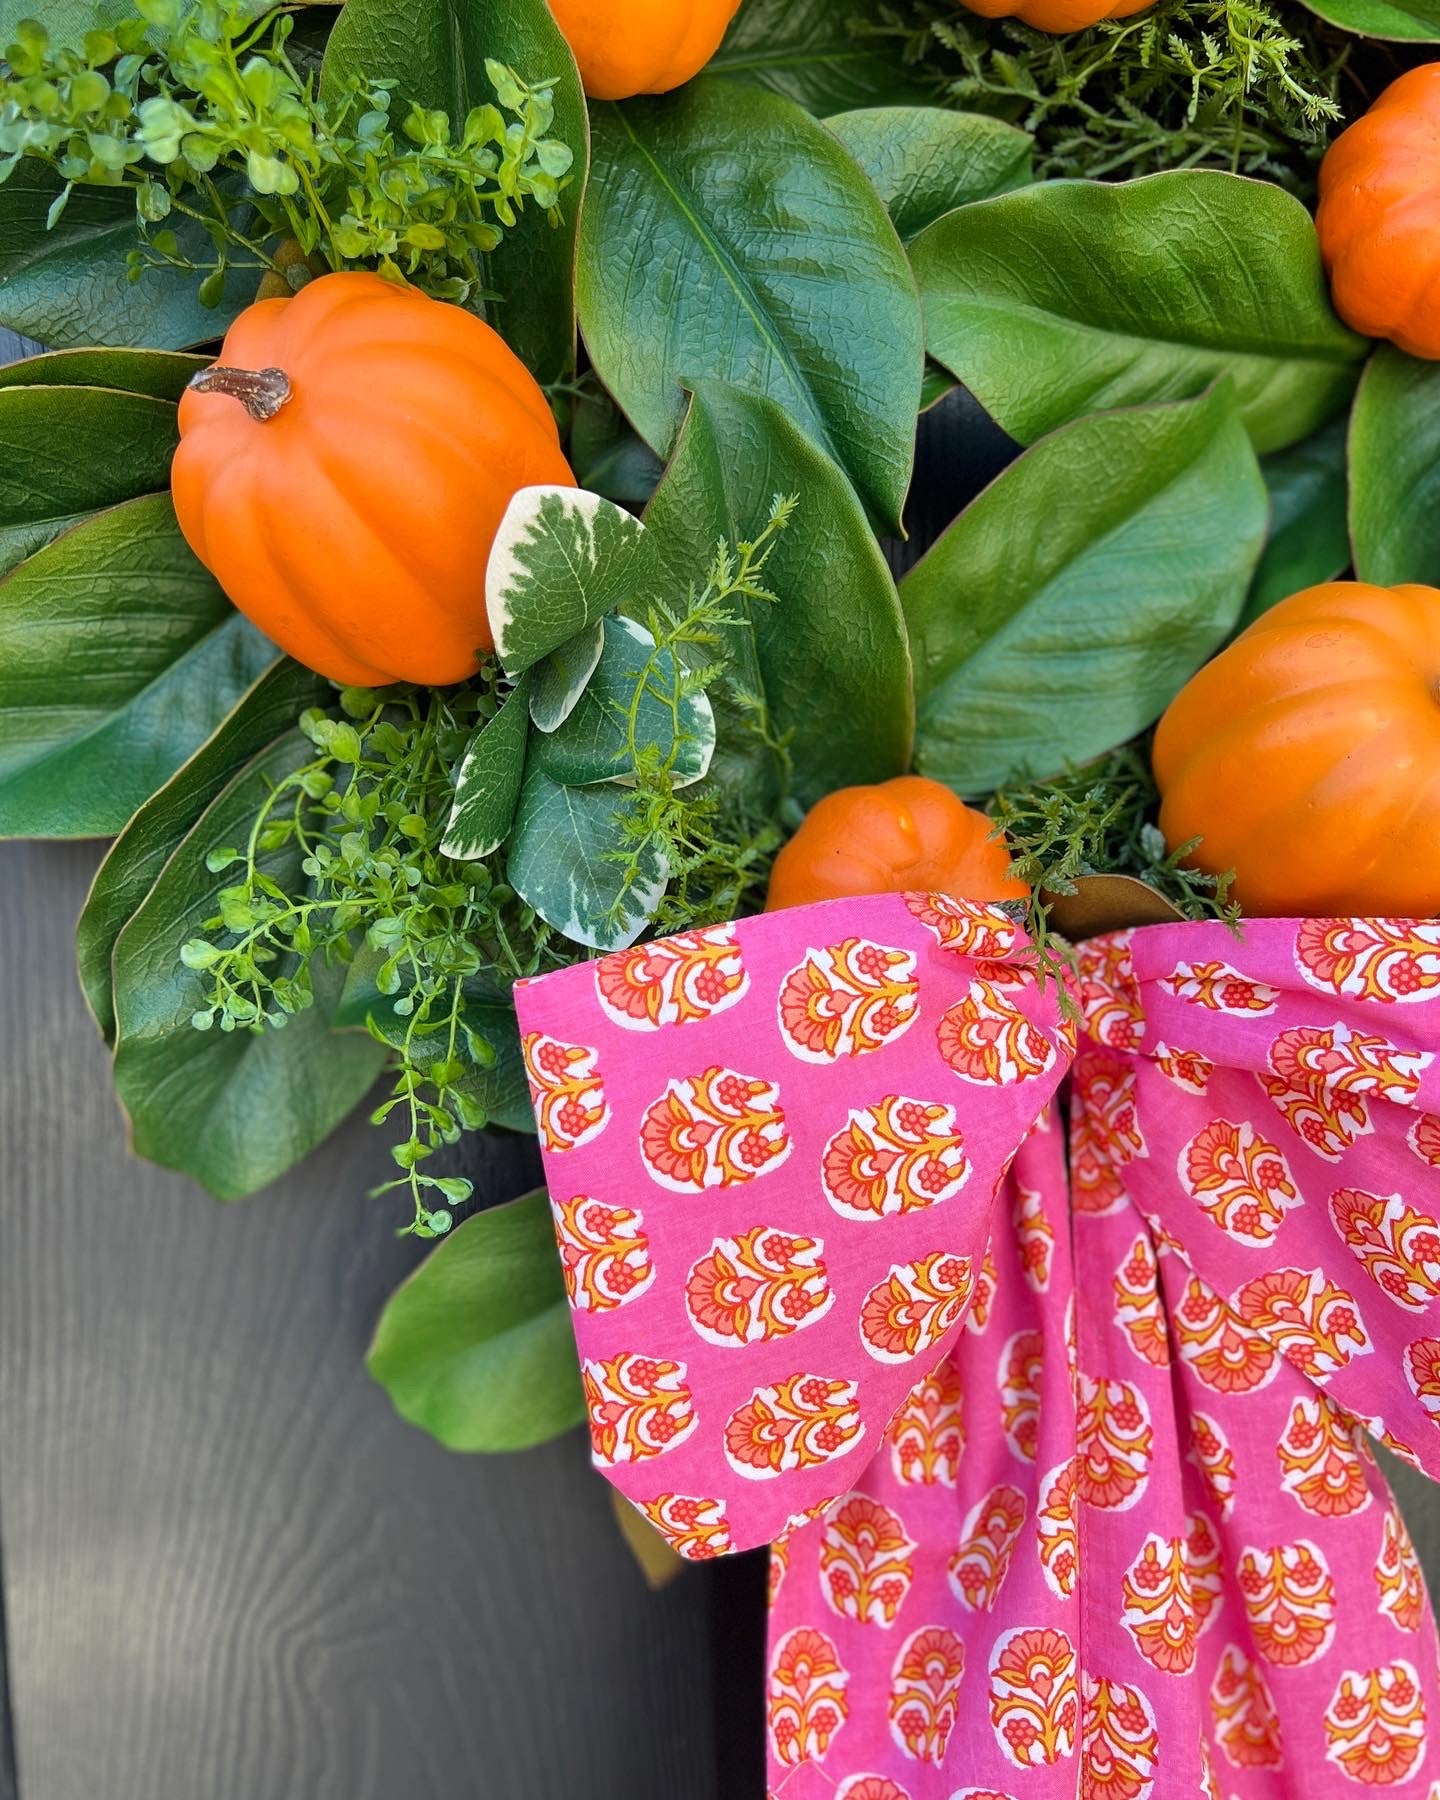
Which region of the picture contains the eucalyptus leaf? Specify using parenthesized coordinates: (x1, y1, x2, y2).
(578, 79, 923, 531)
(644, 380, 913, 807)
(911, 170, 1367, 456)
(0, 346, 208, 399)
(902, 384, 1268, 795)
(1297, 0, 1440, 35)
(76, 658, 326, 1046)
(111, 730, 388, 1200)
(711, 0, 936, 113)
(1350, 347, 1440, 587)
(368, 1189, 584, 1453)
(442, 671, 532, 862)
(530, 614, 715, 789)
(826, 106, 1033, 243)
(529, 621, 606, 733)
(1240, 415, 1349, 628)
(0, 494, 278, 838)
(320, 0, 588, 381)
(507, 764, 668, 952)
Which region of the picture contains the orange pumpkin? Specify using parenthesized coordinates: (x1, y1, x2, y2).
(1153, 581, 1440, 917)
(546, 0, 741, 100)
(172, 271, 575, 688)
(767, 776, 1029, 911)
(956, 0, 1153, 34)
(1317, 64, 1440, 359)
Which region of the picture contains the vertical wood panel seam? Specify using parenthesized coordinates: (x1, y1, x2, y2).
(0, 1486, 21, 1800)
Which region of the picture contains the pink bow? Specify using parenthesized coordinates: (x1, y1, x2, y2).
(514, 891, 1440, 1799)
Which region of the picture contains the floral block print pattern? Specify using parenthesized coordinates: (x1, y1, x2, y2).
(513, 894, 1440, 1797)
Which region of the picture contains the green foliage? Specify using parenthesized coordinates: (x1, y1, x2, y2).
(1243, 414, 1349, 625)
(0, 0, 574, 307)
(1349, 347, 1440, 587)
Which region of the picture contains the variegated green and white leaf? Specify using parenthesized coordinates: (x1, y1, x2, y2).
(528, 618, 605, 733)
(487, 485, 651, 677)
(441, 671, 531, 862)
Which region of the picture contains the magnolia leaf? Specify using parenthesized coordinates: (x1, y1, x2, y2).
(1241, 415, 1350, 628)
(530, 614, 715, 789)
(0, 494, 277, 838)
(901, 384, 1267, 795)
(488, 486, 650, 677)
(826, 106, 1034, 243)
(709, 0, 936, 113)
(441, 671, 532, 862)
(368, 1189, 584, 1453)
(0, 346, 208, 398)
(578, 79, 923, 532)
(529, 620, 606, 733)
(111, 730, 388, 1199)
(1297, 0, 1440, 35)
(920, 363, 959, 413)
(507, 764, 667, 951)
(1044, 874, 1184, 940)
(76, 658, 326, 1046)
(1350, 347, 1440, 587)
(911, 170, 1367, 456)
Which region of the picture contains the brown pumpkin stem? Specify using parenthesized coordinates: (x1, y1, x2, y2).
(187, 365, 293, 422)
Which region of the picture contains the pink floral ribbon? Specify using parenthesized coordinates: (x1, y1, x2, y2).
(514, 892, 1440, 1798)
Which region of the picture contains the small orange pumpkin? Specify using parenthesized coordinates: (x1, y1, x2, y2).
(956, 0, 1153, 34)
(172, 271, 576, 688)
(1153, 581, 1440, 917)
(546, 0, 741, 100)
(767, 776, 1029, 911)
(1317, 64, 1440, 359)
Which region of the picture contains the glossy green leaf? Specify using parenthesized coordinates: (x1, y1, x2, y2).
(111, 731, 389, 1199)
(579, 79, 923, 531)
(0, 346, 208, 398)
(1350, 347, 1440, 587)
(1297, 0, 1440, 35)
(826, 107, 1033, 243)
(368, 1189, 583, 1453)
(902, 385, 1268, 795)
(569, 385, 665, 507)
(441, 672, 532, 862)
(507, 764, 667, 951)
(911, 171, 1367, 456)
(0, 494, 277, 838)
(1240, 415, 1350, 628)
(529, 621, 606, 733)
(530, 614, 714, 789)
(320, 0, 588, 381)
(711, 0, 936, 113)
(76, 658, 326, 1046)
(644, 380, 913, 807)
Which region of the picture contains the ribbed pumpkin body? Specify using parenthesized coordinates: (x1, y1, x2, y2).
(1154, 582, 1440, 917)
(546, 0, 741, 99)
(1317, 65, 1440, 359)
(957, 0, 1153, 34)
(172, 272, 575, 688)
(767, 776, 1029, 911)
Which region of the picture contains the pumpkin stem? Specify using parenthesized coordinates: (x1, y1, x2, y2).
(187, 364, 292, 422)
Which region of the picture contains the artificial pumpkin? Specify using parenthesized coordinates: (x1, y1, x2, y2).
(171, 271, 575, 688)
(1153, 581, 1440, 917)
(545, 0, 741, 100)
(1316, 64, 1440, 359)
(955, 0, 1153, 34)
(767, 775, 1029, 911)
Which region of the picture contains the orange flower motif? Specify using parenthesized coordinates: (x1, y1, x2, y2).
(1297, 917, 1440, 1004)
(594, 923, 747, 1029)
(1324, 1661, 1427, 1786)
(1071, 1050, 1146, 1216)
(948, 1484, 1027, 1612)
(888, 1355, 965, 1486)
(1113, 1234, 1170, 1367)
(551, 1194, 654, 1312)
(1188, 1412, 1237, 1519)
(822, 1095, 970, 1221)
(1332, 1187, 1440, 1313)
(1154, 1041, 1214, 1095)
(522, 1031, 609, 1151)
(638, 1494, 731, 1561)
(1404, 1336, 1440, 1429)
(1277, 1393, 1373, 1518)
(1121, 1518, 1223, 1676)
(1080, 1674, 1160, 1800)
(639, 1065, 790, 1192)
(905, 891, 1021, 958)
(1000, 1329, 1044, 1463)
(1075, 1375, 1153, 1510)
(1165, 959, 1280, 1015)
(988, 1625, 1078, 1769)
(1410, 1113, 1440, 1168)
(724, 1372, 863, 1480)
(1013, 1183, 1055, 1292)
(1264, 1022, 1430, 1160)
(1211, 1644, 1284, 1770)
(1180, 1118, 1301, 1246)
(1233, 1266, 1370, 1378)
(1077, 931, 1145, 1052)
(821, 1495, 916, 1628)
(890, 1627, 966, 1765)
(968, 1249, 999, 1333)
(837, 1779, 914, 1800)
(768, 1626, 849, 1768)
(938, 978, 1057, 1085)
(583, 1352, 697, 1465)
(861, 1253, 973, 1364)
(1377, 1503, 1425, 1634)
(1174, 1273, 1279, 1395)
(685, 1225, 832, 1347)
(1238, 1539, 1336, 1666)
(777, 937, 919, 1062)
(1038, 1459, 1079, 1599)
